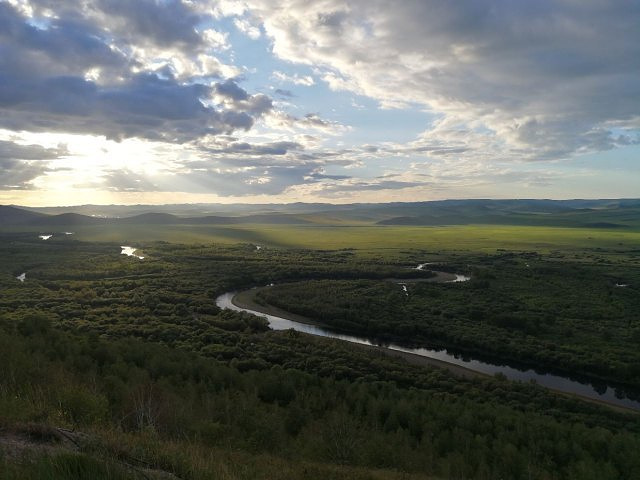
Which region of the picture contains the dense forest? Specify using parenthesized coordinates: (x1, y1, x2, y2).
(256, 251, 640, 389)
(1, 233, 640, 479)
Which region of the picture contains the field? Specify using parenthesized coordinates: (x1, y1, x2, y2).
(5, 223, 640, 254)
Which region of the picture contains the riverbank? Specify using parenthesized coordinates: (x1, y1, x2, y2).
(229, 288, 639, 414)
(234, 288, 325, 327)
(386, 270, 457, 283)
(234, 287, 485, 379)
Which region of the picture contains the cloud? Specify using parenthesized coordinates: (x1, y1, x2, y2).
(0, 140, 68, 160)
(0, 2, 128, 79)
(274, 88, 295, 98)
(314, 179, 424, 194)
(99, 169, 160, 192)
(300, 113, 338, 130)
(97, 163, 327, 197)
(306, 172, 351, 181)
(28, 0, 206, 49)
(4, 0, 634, 202)
(215, 78, 250, 102)
(234, 17, 261, 39)
(247, 0, 640, 161)
(0, 2, 274, 143)
(265, 111, 349, 134)
(0, 71, 260, 141)
(203, 140, 302, 156)
(0, 139, 67, 189)
(93, 0, 204, 47)
(0, 158, 48, 189)
(92, 134, 363, 196)
(272, 71, 315, 86)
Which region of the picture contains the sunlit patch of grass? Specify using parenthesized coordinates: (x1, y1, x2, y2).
(47, 224, 640, 256)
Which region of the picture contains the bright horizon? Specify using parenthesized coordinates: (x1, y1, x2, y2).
(1, 1, 639, 206)
(8, 197, 640, 210)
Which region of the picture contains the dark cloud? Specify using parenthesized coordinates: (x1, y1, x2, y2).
(215, 79, 250, 102)
(0, 158, 48, 190)
(0, 2, 128, 78)
(215, 80, 274, 116)
(307, 172, 351, 181)
(203, 140, 302, 156)
(26, 0, 208, 49)
(93, 0, 203, 47)
(274, 88, 295, 98)
(0, 140, 68, 161)
(0, 72, 247, 141)
(0, 140, 67, 189)
(0, 2, 273, 143)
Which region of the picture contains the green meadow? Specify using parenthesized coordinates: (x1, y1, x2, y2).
(8, 223, 640, 254)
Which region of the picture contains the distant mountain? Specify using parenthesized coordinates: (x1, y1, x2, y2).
(28, 212, 106, 226)
(116, 212, 184, 224)
(235, 214, 312, 224)
(376, 199, 640, 228)
(0, 206, 313, 227)
(0, 205, 47, 225)
(20, 202, 341, 218)
(4, 199, 639, 229)
(117, 212, 311, 225)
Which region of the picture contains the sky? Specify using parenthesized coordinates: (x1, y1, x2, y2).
(0, 0, 639, 206)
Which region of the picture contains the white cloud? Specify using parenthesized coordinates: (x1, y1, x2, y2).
(233, 17, 261, 39)
(202, 28, 231, 50)
(272, 71, 315, 86)
(247, 0, 640, 162)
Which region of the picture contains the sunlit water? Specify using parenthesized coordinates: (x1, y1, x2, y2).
(451, 274, 471, 282)
(416, 263, 470, 283)
(120, 246, 144, 259)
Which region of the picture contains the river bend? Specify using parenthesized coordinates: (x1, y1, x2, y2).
(216, 275, 640, 411)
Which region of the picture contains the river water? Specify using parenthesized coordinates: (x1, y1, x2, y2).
(120, 246, 145, 259)
(216, 288, 640, 411)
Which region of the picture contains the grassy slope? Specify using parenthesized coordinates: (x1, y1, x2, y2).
(1, 430, 437, 480)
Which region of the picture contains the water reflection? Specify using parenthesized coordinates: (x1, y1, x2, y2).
(120, 246, 144, 259)
(216, 290, 640, 411)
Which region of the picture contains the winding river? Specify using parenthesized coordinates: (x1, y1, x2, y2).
(216, 270, 640, 411)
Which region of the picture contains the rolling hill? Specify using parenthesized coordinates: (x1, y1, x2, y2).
(3, 199, 639, 229)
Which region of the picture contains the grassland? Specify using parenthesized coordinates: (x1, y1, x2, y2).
(5, 223, 640, 254)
